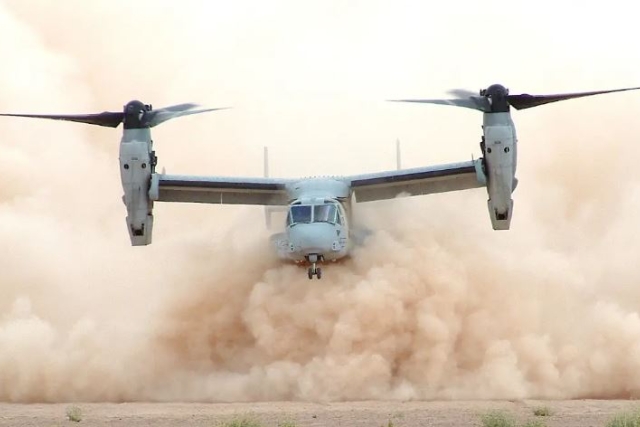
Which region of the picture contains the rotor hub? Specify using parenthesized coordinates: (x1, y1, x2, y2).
(123, 100, 152, 129)
(482, 84, 510, 112)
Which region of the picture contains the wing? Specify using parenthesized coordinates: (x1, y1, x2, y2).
(345, 160, 484, 202)
(150, 174, 292, 206)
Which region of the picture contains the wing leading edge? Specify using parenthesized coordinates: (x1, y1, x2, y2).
(151, 160, 484, 206)
(346, 160, 484, 202)
(151, 174, 292, 206)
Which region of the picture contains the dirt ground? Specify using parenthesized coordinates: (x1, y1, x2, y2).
(1, 400, 638, 427)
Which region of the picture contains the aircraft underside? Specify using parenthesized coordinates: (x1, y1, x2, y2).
(270, 231, 351, 279)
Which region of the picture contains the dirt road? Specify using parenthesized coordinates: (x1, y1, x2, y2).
(1, 400, 638, 427)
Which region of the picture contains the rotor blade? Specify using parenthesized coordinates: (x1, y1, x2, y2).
(154, 102, 200, 112)
(388, 97, 490, 112)
(0, 111, 124, 128)
(447, 89, 478, 99)
(507, 86, 640, 110)
(147, 105, 230, 127)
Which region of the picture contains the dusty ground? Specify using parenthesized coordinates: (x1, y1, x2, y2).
(1, 400, 638, 427)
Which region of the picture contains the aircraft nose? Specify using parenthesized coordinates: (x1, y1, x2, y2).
(289, 223, 338, 254)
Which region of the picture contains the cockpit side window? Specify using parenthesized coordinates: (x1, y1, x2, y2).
(288, 205, 312, 225)
(313, 204, 337, 224)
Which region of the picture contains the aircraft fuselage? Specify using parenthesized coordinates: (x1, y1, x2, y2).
(270, 178, 353, 278)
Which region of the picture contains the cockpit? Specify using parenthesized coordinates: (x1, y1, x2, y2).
(287, 200, 343, 226)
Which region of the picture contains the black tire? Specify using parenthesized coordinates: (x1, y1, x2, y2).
(316, 268, 322, 279)
(308, 268, 313, 280)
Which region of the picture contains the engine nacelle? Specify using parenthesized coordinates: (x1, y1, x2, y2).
(482, 124, 516, 230)
(119, 129, 155, 245)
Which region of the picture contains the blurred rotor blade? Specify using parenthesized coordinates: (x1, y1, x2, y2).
(156, 103, 200, 112)
(147, 105, 230, 127)
(447, 89, 479, 98)
(388, 97, 490, 112)
(507, 86, 640, 110)
(0, 111, 124, 127)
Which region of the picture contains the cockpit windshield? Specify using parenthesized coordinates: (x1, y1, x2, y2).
(313, 204, 338, 224)
(289, 205, 312, 225)
(287, 202, 342, 226)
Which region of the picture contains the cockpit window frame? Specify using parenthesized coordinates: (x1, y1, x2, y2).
(313, 203, 338, 224)
(288, 204, 312, 226)
(286, 200, 343, 227)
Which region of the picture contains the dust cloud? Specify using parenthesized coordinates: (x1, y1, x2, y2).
(2, 1, 640, 403)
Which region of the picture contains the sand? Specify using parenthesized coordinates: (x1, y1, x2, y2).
(1, 400, 638, 427)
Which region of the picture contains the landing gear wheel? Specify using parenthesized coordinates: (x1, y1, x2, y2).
(305, 254, 325, 279)
(307, 264, 323, 279)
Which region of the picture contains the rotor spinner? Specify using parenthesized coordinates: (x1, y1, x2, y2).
(123, 100, 153, 129)
(480, 84, 510, 113)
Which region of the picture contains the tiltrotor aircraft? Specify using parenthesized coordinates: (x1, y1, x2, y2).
(1, 85, 638, 279)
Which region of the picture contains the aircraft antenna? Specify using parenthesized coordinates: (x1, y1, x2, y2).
(396, 139, 402, 170)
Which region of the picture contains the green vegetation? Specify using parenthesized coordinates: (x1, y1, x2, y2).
(606, 408, 640, 427)
(65, 405, 82, 423)
(379, 411, 405, 426)
(215, 417, 297, 427)
(216, 417, 262, 427)
(480, 411, 516, 427)
(480, 410, 517, 427)
(479, 410, 549, 427)
(532, 406, 552, 417)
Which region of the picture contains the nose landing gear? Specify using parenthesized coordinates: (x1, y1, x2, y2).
(306, 254, 323, 280)
(308, 265, 322, 279)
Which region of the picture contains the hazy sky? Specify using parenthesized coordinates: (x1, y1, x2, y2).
(3, 0, 639, 177)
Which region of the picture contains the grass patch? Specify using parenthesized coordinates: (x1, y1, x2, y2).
(480, 410, 517, 427)
(65, 405, 82, 422)
(480, 408, 552, 427)
(216, 416, 298, 427)
(216, 417, 263, 427)
(606, 409, 640, 427)
(532, 406, 552, 417)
